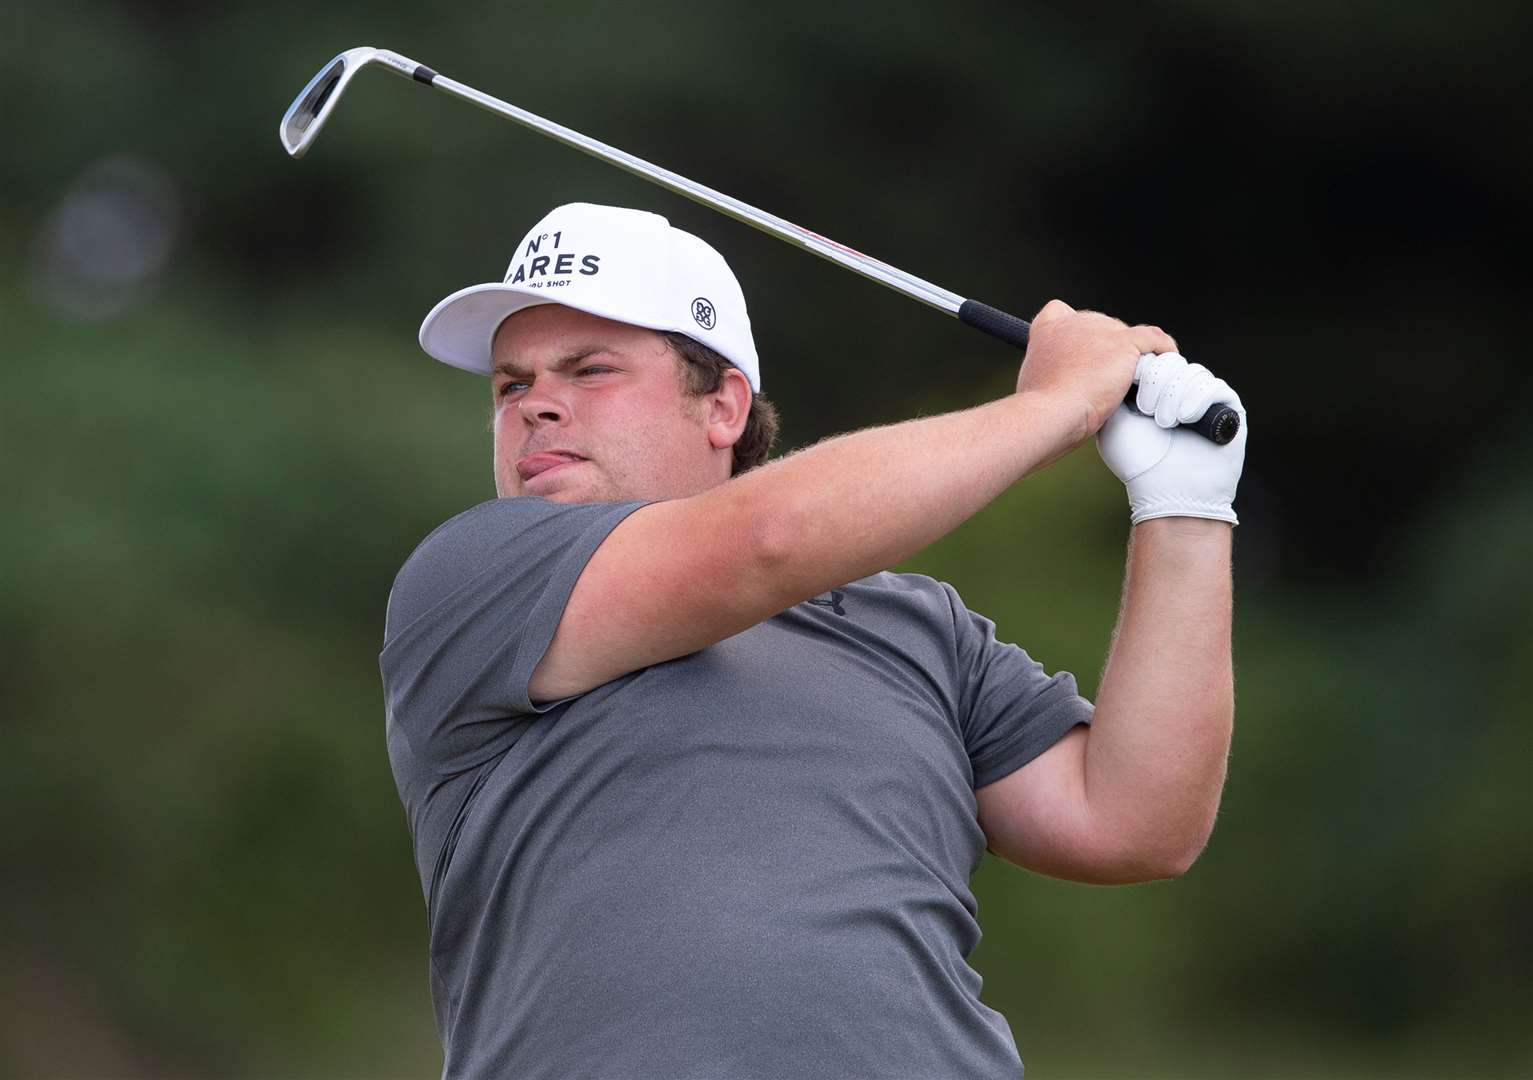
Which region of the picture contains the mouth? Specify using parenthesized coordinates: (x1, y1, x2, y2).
(516, 450, 587, 482)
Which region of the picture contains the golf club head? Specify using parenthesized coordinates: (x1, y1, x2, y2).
(279, 47, 382, 158)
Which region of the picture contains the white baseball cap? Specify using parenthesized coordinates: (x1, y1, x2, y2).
(418, 202, 761, 391)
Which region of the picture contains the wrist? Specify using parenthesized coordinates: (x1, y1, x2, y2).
(1013, 388, 1093, 458)
(1132, 514, 1235, 538)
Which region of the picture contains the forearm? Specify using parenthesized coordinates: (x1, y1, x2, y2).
(720, 389, 1086, 604)
(1085, 517, 1234, 874)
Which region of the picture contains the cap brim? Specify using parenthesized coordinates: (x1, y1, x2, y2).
(417, 283, 563, 376)
(420, 282, 725, 379)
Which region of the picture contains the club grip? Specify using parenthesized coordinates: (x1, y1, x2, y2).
(958, 298, 1240, 446)
(1123, 389, 1241, 445)
(958, 298, 1032, 350)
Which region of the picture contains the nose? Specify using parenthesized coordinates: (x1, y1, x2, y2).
(517, 380, 569, 426)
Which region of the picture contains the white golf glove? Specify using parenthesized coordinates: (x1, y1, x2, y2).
(1095, 352, 1248, 525)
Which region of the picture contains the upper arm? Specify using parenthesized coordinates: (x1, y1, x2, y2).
(974, 726, 1101, 878)
(974, 725, 1183, 884)
(526, 484, 792, 702)
(944, 588, 1143, 882)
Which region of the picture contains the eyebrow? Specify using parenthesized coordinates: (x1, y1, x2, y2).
(490, 346, 613, 380)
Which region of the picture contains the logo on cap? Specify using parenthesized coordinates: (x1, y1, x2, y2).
(691, 297, 716, 330)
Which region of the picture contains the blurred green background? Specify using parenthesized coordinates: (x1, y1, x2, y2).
(4, 1, 1529, 1076)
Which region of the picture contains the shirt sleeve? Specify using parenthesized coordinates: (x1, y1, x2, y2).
(942, 582, 1095, 790)
(379, 496, 645, 777)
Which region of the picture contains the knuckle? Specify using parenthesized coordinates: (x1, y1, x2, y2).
(1035, 298, 1074, 322)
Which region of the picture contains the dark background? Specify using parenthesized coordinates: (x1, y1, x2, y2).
(4, 1, 1529, 1076)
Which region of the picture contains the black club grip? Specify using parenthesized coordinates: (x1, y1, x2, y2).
(958, 298, 1033, 349)
(1123, 388, 1241, 445)
(957, 298, 1241, 446)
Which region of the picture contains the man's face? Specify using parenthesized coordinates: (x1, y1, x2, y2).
(489, 304, 739, 503)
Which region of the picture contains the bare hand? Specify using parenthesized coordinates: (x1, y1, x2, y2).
(1015, 300, 1179, 448)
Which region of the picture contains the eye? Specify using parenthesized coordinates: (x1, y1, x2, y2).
(496, 379, 529, 398)
(575, 365, 615, 377)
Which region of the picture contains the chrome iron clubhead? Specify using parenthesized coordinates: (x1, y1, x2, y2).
(280, 47, 429, 158)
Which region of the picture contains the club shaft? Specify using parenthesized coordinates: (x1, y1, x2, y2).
(373, 52, 964, 317)
(346, 49, 1237, 446)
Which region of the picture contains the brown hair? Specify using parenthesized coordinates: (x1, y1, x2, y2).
(662, 332, 779, 475)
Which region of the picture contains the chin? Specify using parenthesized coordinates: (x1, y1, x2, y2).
(498, 466, 585, 502)
(520, 472, 620, 505)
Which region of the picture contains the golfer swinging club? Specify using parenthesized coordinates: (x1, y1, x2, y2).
(381, 202, 1248, 1079)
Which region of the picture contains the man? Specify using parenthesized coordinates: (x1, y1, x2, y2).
(381, 202, 1247, 1079)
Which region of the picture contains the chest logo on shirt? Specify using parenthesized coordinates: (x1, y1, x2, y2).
(807, 590, 847, 616)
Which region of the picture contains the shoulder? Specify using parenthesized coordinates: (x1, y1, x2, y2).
(852, 570, 963, 609)
(384, 496, 641, 636)
(848, 572, 1017, 660)
(840, 571, 966, 632)
(396, 496, 637, 573)
(401, 496, 563, 560)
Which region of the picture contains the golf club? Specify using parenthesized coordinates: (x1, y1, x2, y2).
(280, 46, 1240, 445)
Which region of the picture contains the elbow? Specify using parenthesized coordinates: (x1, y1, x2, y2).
(693, 478, 804, 602)
(740, 491, 814, 586)
(1146, 819, 1217, 880)
(734, 498, 828, 613)
(1148, 838, 1207, 880)
(746, 504, 799, 571)
(1099, 847, 1197, 885)
(1107, 822, 1215, 883)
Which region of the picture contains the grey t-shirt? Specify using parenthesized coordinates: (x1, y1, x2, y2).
(381, 496, 1093, 1080)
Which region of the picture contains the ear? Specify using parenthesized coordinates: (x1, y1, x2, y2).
(705, 366, 753, 451)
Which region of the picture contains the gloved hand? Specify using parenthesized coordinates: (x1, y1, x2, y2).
(1095, 352, 1248, 525)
